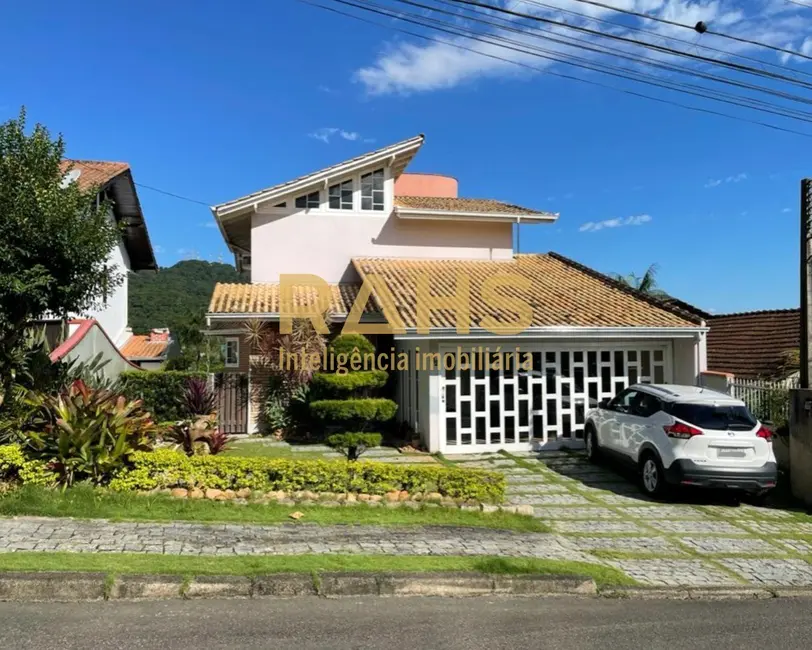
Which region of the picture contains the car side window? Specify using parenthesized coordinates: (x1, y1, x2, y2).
(633, 393, 662, 418)
(611, 389, 640, 414)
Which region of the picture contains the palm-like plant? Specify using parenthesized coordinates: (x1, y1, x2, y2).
(610, 264, 669, 298)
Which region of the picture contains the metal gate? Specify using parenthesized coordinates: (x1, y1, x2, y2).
(439, 343, 672, 453)
(212, 372, 249, 434)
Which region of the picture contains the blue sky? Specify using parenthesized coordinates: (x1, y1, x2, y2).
(2, 0, 810, 314)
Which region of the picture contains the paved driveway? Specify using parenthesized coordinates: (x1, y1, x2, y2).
(448, 450, 812, 587)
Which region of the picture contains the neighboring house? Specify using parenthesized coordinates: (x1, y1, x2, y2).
(706, 308, 800, 381)
(206, 135, 708, 452)
(42, 160, 160, 378)
(120, 328, 180, 369)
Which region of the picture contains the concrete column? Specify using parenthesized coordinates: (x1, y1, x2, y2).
(790, 389, 812, 506)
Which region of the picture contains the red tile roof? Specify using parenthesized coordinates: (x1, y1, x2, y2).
(59, 160, 129, 190)
(707, 309, 800, 378)
(121, 334, 170, 360)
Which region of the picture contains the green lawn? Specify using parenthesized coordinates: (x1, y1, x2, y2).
(223, 441, 329, 459)
(0, 485, 548, 532)
(0, 552, 635, 587)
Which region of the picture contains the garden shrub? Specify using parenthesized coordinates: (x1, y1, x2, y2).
(18, 379, 158, 486)
(120, 371, 206, 422)
(327, 432, 383, 461)
(310, 334, 396, 448)
(0, 444, 57, 486)
(328, 333, 375, 357)
(109, 449, 505, 502)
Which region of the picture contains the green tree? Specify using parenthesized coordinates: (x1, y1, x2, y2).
(610, 264, 669, 298)
(0, 108, 120, 394)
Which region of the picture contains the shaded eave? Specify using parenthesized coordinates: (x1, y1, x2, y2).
(106, 170, 157, 271)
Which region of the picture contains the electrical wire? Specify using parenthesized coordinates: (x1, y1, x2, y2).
(440, 0, 812, 84)
(524, 0, 812, 61)
(300, 0, 812, 137)
(325, 0, 812, 124)
(391, 0, 812, 113)
(515, 0, 812, 79)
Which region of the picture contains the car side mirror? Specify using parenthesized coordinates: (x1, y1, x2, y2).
(599, 398, 611, 409)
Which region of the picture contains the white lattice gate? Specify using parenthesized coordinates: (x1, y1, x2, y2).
(439, 342, 672, 453)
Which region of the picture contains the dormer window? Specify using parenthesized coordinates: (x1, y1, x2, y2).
(295, 191, 320, 209)
(329, 180, 353, 210)
(361, 169, 384, 211)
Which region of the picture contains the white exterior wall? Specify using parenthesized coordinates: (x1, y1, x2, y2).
(414, 334, 703, 454)
(247, 165, 513, 283)
(81, 210, 131, 345)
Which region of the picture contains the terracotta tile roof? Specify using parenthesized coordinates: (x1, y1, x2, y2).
(120, 335, 170, 360)
(209, 283, 377, 315)
(707, 309, 800, 378)
(350, 254, 699, 330)
(60, 160, 129, 190)
(395, 195, 552, 216)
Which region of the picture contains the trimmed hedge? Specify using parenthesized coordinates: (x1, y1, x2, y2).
(311, 370, 388, 395)
(109, 449, 505, 502)
(119, 371, 207, 422)
(310, 398, 398, 423)
(328, 333, 374, 357)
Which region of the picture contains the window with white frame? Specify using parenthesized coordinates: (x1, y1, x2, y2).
(294, 191, 320, 209)
(224, 338, 239, 367)
(360, 169, 384, 211)
(328, 179, 353, 210)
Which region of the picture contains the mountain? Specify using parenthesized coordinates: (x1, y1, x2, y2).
(128, 260, 246, 333)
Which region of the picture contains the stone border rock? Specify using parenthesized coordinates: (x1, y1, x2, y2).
(162, 488, 533, 515)
(0, 571, 594, 602)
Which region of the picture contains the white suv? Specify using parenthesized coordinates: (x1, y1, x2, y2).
(584, 384, 778, 498)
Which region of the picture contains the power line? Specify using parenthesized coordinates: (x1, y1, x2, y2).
(333, 0, 812, 124)
(515, 0, 812, 79)
(536, 0, 812, 62)
(440, 0, 812, 85)
(301, 0, 812, 137)
(392, 0, 812, 113)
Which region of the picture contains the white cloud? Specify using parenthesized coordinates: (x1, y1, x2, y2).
(353, 1, 812, 96)
(782, 207, 792, 213)
(308, 127, 367, 144)
(579, 213, 652, 232)
(153, 244, 164, 254)
(176, 248, 201, 260)
(704, 172, 747, 188)
(199, 221, 218, 229)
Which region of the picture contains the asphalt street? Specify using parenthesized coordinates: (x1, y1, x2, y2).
(1, 596, 811, 649)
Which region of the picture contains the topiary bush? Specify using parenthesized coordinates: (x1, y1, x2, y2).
(327, 432, 383, 461)
(120, 371, 207, 422)
(310, 334, 396, 453)
(107, 449, 505, 502)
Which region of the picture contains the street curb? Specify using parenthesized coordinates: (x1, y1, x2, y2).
(0, 571, 596, 602)
(1, 571, 811, 602)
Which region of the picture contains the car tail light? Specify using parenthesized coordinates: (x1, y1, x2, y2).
(756, 425, 773, 441)
(663, 422, 703, 439)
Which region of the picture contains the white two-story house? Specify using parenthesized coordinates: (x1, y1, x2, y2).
(45, 161, 174, 375)
(207, 135, 707, 453)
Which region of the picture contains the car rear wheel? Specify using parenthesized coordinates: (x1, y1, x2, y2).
(585, 425, 600, 463)
(640, 453, 668, 499)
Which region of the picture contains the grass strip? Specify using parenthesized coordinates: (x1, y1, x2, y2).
(0, 485, 549, 533)
(0, 552, 636, 586)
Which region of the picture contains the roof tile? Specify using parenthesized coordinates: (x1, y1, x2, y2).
(209, 283, 375, 315)
(350, 254, 698, 330)
(394, 195, 552, 216)
(707, 309, 800, 378)
(60, 160, 129, 191)
(120, 335, 170, 360)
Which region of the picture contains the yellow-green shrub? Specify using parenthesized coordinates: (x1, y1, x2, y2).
(0, 444, 57, 487)
(109, 450, 505, 502)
